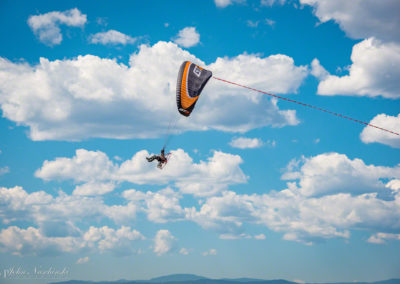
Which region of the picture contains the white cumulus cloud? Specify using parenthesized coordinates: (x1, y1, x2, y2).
(219, 233, 252, 239)
(27, 8, 87, 46)
(0, 41, 305, 141)
(254, 234, 266, 240)
(386, 179, 400, 192)
(186, 153, 400, 244)
(0, 166, 9, 176)
(35, 149, 117, 195)
(83, 226, 145, 256)
(360, 113, 400, 148)
(189, 186, 400, 245)
(265, 18, 276, 27)
(76, 256, 89, 264)
(367, 232, 400, 244)
(281, 152, 400, 197)
(173, 27, 200, 48)
(89, 30, 136, 45)
(0, 225, 144, 256)
(154, 230, 176, 256)
(0, 226, 82, 256)
(3, 151, 400, 246)
(247, 20, 260, 28)
(313, 38, 400, 99)
(179, 248, 189, 255)
(261, 0, 286, 6)
(202, 248, 217, 256)
(214, 0, 233, 8)
(303, 1, 400, 100)
(310, 58, 329, 80)
(229, 137, 264, 149)
(36, 148, 248, 197)
(36, 149, 116, 183)
(300, 0, 400, 43)
(0, 186, 138, 226)
(123, 188, 185, 223)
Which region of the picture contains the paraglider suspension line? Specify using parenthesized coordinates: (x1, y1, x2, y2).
(163, 108, 179, 150)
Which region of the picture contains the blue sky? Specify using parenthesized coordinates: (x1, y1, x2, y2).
(0, 0, 400, 283)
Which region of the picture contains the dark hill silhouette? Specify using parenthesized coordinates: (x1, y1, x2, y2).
(49, 275, 400, 284)
(149, 274, 207, 282)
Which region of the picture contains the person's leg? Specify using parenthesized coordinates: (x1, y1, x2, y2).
(147, 155, 156, 162)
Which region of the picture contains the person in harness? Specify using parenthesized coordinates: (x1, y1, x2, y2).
(146, 148, 169, 169)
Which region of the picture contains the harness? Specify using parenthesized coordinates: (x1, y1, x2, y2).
(157, 153, 171, 169)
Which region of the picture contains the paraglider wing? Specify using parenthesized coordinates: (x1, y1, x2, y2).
(176, 61, 212, 117)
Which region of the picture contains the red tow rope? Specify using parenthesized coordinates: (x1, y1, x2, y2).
(213, 77, 399, 136)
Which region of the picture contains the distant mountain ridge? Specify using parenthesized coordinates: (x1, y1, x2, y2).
(149, 274, 208, 282)
(49, 274, 400, 284)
